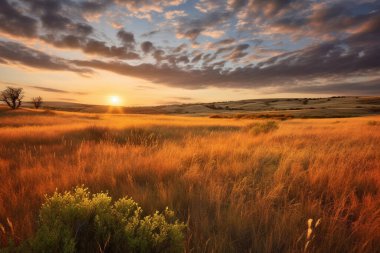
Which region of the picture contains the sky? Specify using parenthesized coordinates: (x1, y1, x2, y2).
(0, 0, 379, 106)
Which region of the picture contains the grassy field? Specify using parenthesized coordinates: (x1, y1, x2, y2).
(0, 107, 380, 252)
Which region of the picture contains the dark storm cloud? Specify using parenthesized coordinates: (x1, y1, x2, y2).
(0, 40, 91, 74)
(0, 0, 38, 38)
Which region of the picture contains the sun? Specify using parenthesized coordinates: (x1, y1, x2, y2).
(109, 95, 122, 106)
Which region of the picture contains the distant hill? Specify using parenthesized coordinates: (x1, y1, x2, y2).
(17, 96, 380, 118)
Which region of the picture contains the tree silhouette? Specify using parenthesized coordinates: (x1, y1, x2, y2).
(32, 96, 43, 109)
(1, 87, 24, 109)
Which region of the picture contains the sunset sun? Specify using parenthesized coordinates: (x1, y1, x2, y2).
(109, 95, 121, 106)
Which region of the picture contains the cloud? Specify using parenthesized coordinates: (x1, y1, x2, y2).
(308, 2, 376, 34)
(72, 59, 219, 89)
(141, 29, 160, 37)
(0, 40, 92, 74)
(245, 0, 380, 41)
(165, 10, 187, 19)
(83, 39, 139, 59)
(58, 98, 79, 102)
(170, 96, 194, 101)
(223, 44, 250, 61)
(79, 0, 113, 13)
(112, 0, 185, 20)
(176, 11, 232, 41)
(70, 24, 380, 90)
(29, 86, 88, 95)
(195, 0, 224, 13)
(0, 0, 38, 38)
(1, 0, 140, 61)
(141, 41, 155, 53)
(43, 35, 141, 60)
(153, 49, 165, 62)
(202, 29, 225, 38)
(208, 38, 236, 49)
(173, 44, 187, 53)
(281, 78, 380, 95)
(136, 85, 157, 90)
(191, 53, 203, 63)
(76, 0, 186, 21)
(117, 29, 136, 49)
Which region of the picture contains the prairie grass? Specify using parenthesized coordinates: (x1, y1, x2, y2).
(0, 108, 379, 252)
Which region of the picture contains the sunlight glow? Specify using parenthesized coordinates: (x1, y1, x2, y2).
(109, 95, 122, 106)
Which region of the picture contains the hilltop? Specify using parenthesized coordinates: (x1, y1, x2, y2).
(16, 96, 380, 119)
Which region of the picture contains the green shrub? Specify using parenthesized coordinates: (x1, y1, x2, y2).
(27, 186, 185, 253)
(246, 121, 279, 135)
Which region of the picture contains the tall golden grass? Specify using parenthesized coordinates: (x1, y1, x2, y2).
(0, 108, 379, 252)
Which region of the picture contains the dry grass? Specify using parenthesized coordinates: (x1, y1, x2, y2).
(0, 108, 380, 252)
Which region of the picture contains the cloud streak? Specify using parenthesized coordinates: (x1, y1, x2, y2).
(0, 40, 92, 74)
(29, 86, 88, 95)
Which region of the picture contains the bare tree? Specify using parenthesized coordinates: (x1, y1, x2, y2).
(32, 96, 43, 109)
(1, 87, 24, 109)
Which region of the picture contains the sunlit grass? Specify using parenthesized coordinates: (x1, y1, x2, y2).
(0, 108, 379, 252)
